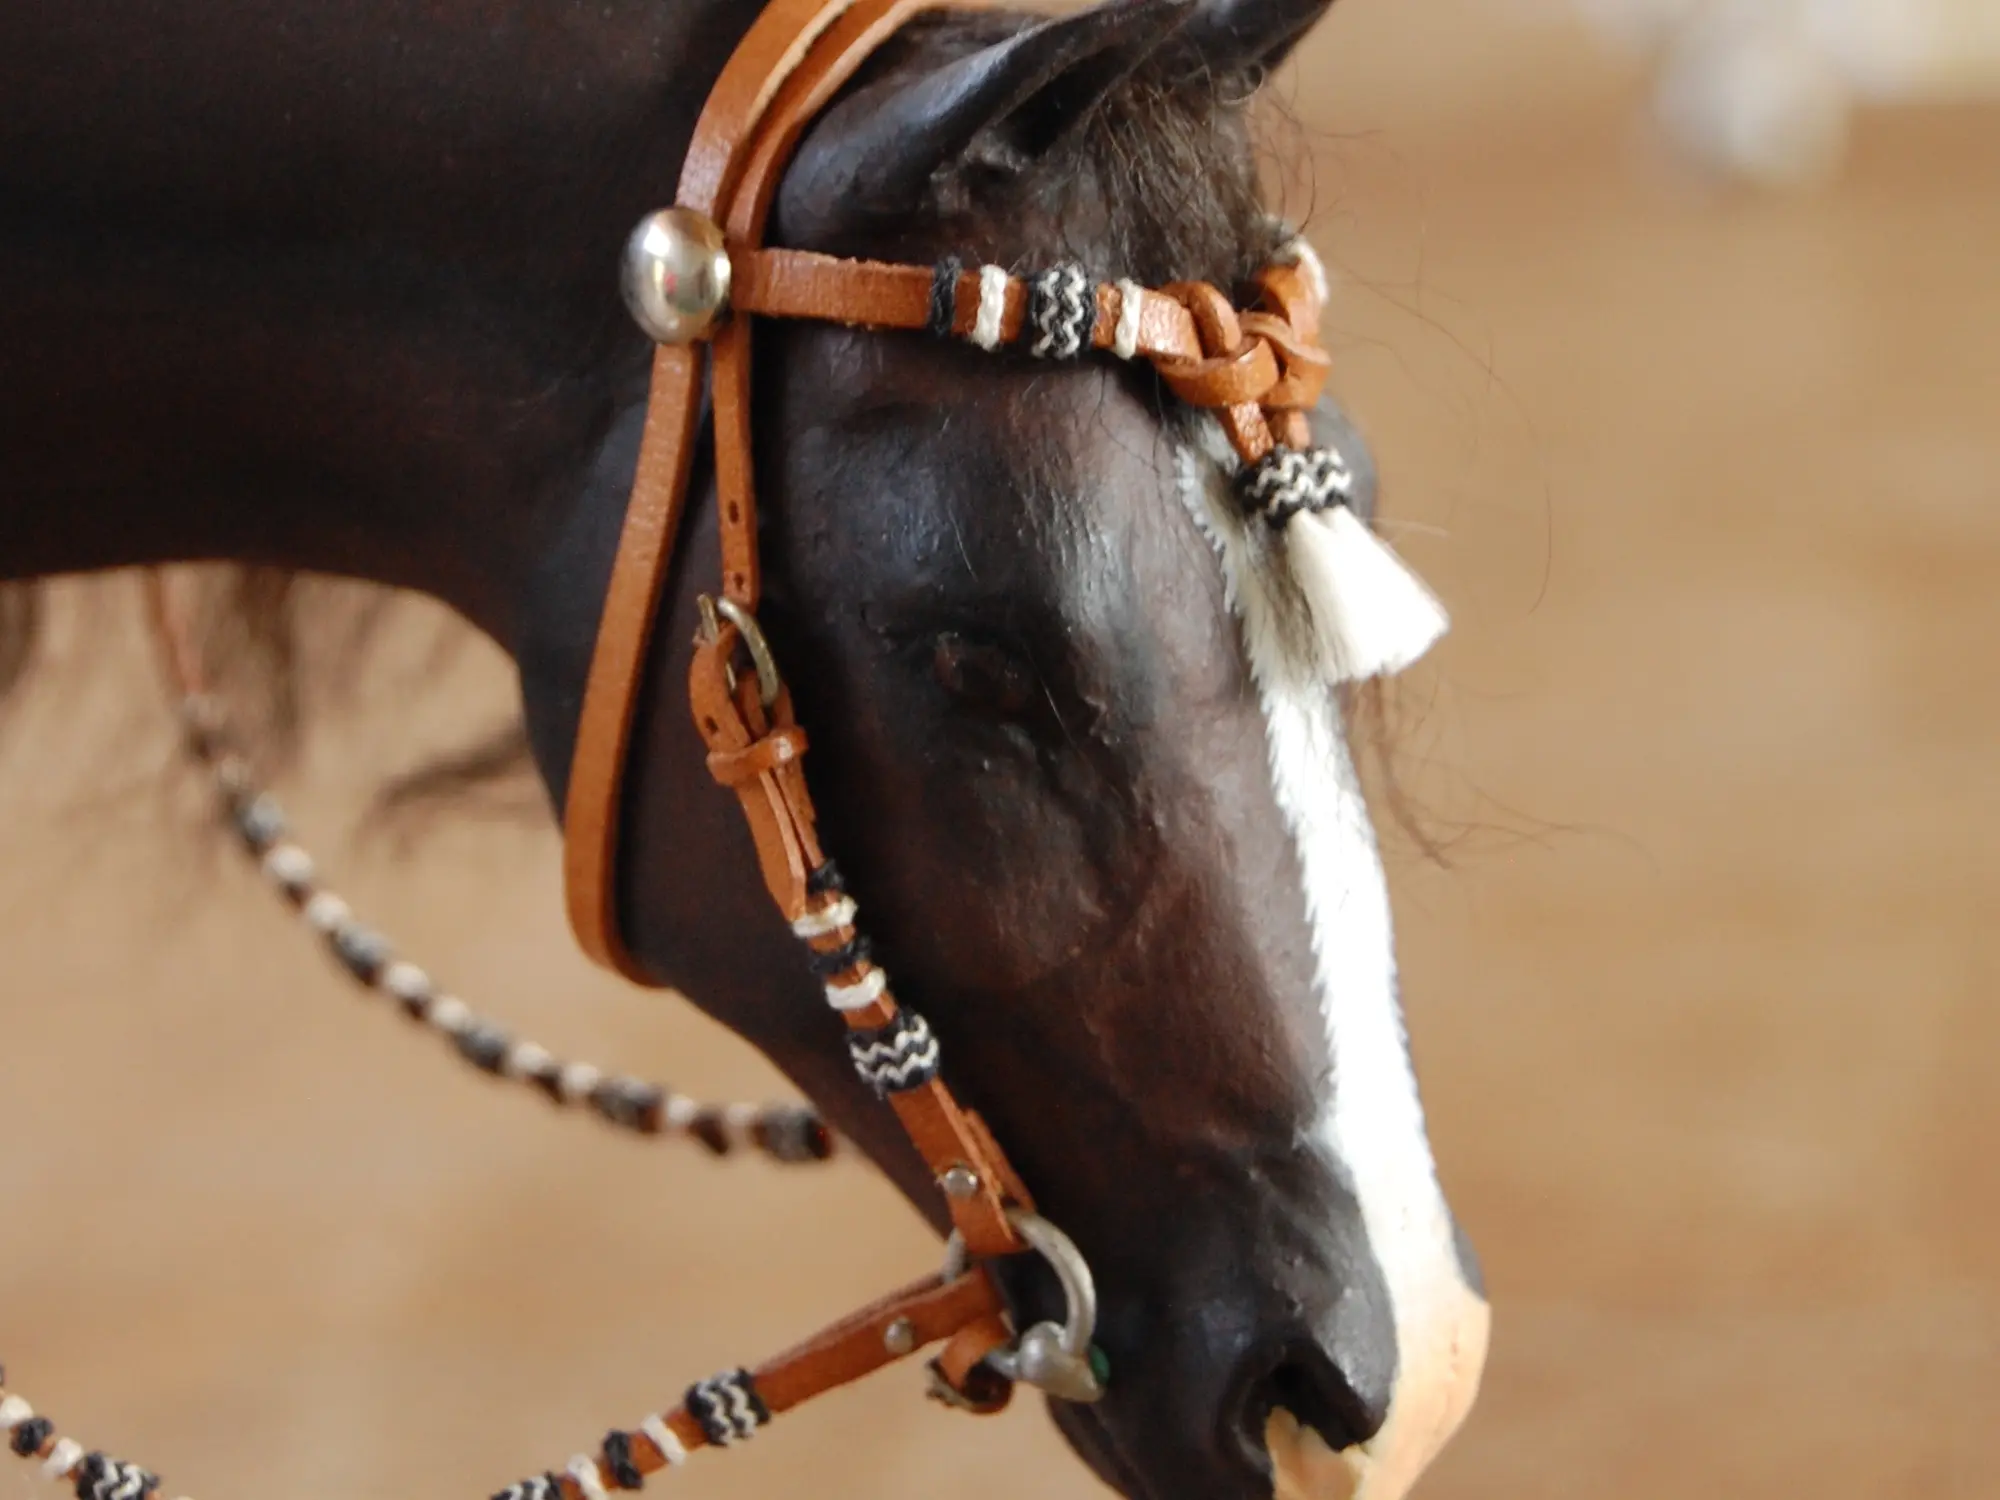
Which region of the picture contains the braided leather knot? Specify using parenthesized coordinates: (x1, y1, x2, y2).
(1148, 282, 1278, 410)
(1145, 273, 1333, 456)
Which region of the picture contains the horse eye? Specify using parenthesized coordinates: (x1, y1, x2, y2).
(931, 631, 1033, 715)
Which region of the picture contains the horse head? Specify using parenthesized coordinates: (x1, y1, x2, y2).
(518, 1, 1489, 1496)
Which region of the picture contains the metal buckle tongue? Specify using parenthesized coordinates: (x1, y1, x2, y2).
(942, 1207, 1108, 1404)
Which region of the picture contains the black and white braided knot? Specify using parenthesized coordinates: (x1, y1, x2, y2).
(1238, 444, 1354, 530)
(847, 1009, 941, 1095)
(491, 1470, 566, 1500)
(683, 1370, 769, 1448)
(1026, 263, 1094, 360)
(71, 1453, 159, 1500)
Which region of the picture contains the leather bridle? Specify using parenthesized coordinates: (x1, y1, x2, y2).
(527, 0, 1349, 1488)
(0, 6, 1397, 1498)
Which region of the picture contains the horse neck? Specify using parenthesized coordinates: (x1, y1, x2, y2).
(0, 0, 761, 649)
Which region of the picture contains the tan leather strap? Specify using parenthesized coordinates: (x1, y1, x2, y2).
(545, 0, 1353, 1452)
(686, 628, 1026, 1258)
(564, 1268, 1012, 1494)
(726, 247, 1332, 461)
(564, 0, 1030, 1255)
(563, 0, 874, 978)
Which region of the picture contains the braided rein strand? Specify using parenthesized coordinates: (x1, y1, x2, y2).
(2, 1368, 176, 1500)
(143, 572, 836, 1165)
(169, 686, 837, 1164)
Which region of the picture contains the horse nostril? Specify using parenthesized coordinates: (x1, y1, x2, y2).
(1232, 1342, 1372, 1477)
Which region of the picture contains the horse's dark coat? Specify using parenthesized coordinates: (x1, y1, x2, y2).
(0, 3, 1470, 1495)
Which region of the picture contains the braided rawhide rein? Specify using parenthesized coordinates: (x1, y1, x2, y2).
(0, 577, 842, 1500)
(142, 574, 836, 1164)
(2, 1370, 171, 1500)
(1, 577, 1007, 1500)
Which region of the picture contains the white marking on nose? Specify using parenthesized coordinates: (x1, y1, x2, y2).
(1175, 431, 1488, 1499)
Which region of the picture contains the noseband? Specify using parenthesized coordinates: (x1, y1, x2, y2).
(1, 0, 1446, 1493)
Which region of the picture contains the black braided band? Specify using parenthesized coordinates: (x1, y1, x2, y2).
(684, 1370, 769, 1447)
(847, 1009, 941, 1095)
(806, 933, 871, 978)
(805, 860, 846, 898)
(927, 257, 963, 339)
(753, 1105, 836, 1162)
(491, 1471, 566, 1500)
(1238, 444, 1354, 530)
(600, 1431, 645, 1490)
(72, 1453, 160, 1500)
(1025, 262, 1094, 359)
(590, 1078, 666, 1132)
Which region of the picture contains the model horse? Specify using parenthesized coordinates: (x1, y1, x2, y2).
(0, 0, 1488, 1496)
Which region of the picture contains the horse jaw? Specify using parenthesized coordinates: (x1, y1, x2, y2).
(1176, 423, 1489, 1499)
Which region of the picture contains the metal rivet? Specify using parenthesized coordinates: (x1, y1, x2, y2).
(940, 1165, 980, 1200)
(883, 1317, 917, 1356)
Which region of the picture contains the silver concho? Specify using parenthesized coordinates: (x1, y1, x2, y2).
(621, 207, 732, 344)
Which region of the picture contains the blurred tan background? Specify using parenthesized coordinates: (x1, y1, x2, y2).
(4, 2, 1996, 1497)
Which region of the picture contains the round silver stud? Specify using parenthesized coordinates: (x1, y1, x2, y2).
(940, 1164, 980, 1200)
(882, 1317, 917, 1356)
(621, 208, 732, 345)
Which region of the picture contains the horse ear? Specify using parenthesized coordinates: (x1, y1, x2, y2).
(1169, 0, 1338, 83)
(778, 0, 1197, 245)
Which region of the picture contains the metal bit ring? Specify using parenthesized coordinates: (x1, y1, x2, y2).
(940, 1207, 1106, 1404)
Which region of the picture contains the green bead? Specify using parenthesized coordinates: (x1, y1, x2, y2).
(1088, 1344, 1111, 1387)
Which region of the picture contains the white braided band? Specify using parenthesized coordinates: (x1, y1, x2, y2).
(566, 1456, 609, 1500)
(824, 967, 888, 1012)
(41, 1439, 82, 1481)
(641, 1414, 688, 1466)
(558, 1061, 603, 1102)
(303, 891, 350, 933)
(790, 895, 857, 939)
(1113, 280, 1145, 361)
(972, 264, 1008, 351)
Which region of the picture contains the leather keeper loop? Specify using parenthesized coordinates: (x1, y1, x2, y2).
(1161, 279, 1242, 351)
(1253, 262, 1322, 331)
(706, 725, 809, 787)
(1153, 338, 1280, 409)
(1241, 311, 1331, 413)
(932, 1314, 1017, 1415)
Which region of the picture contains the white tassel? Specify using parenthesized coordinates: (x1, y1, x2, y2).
(1283, 504, 1449, 683)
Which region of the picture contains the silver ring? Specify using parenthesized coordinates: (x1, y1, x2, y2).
(939, 1207, 1105, 1403)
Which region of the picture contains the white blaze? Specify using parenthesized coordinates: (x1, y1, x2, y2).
(1175, 430, 1489, 1500)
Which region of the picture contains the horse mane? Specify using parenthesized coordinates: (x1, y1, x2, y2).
(0, 11, 1306, 813)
